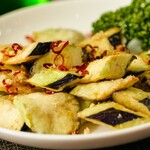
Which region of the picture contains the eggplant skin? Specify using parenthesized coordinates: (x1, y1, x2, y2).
(88, 108, 141, 126)
(108, 32, 122, 47)
(47, 74, 81, 90)
(29, 42, 52, 56)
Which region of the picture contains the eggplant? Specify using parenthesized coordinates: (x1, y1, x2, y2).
(32, 28, 85, 44)
(78, 102, 150, 129)
(127, 55, 150, 73)
(113, 87, 150, 116)
(27, 68, 82, 91)
(30, 44, 83, 75)
(14, 92, 80, 134)
(108, 32, 122, 47)
(79, 52, 133, 83)
(29, 42, 52, 56)
(88, 107, 141, 126)
(46, 74, 82, 90)
(0, 95, 24, 130)
(1, 42, 51, 64)
(70, 75, 139, 101)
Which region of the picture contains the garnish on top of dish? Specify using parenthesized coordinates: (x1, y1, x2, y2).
(92, 0, 150, 52)
(0, 0, 149, 135)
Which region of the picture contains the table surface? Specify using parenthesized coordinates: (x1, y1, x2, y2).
(0, 137, 150, 150)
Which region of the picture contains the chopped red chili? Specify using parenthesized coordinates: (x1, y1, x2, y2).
(1, 43, 23, 57)
(74, 62, 89, 75)
(2, 79, 18, 94)
(51, 40, 69, 55)
(25, 35, 35, 43)
(0, 62, 4, 66)
(58, 65, 68, 71)
(0, 69, 12, 73)
(13, 70, 21, 76)
(12, 43, 23, 51)
(84, 44, 98, 60)
(54, 54, 65, 66)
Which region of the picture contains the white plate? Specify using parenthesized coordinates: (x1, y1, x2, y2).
(0, 0, 150, 149)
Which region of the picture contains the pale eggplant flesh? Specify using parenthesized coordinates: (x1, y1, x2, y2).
(140, 98, 150, 110)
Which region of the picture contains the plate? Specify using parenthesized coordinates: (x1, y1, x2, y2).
(0, 0, 150, 149)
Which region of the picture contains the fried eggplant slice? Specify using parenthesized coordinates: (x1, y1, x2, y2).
(113, 87, 150, 116)
(32, 28, 85, 44)
(135, 71, 150, 91)
(77, 29, 116, 59)
(139, 50, 150, 60)
(14, 92, 80, 134)
(30, 45, 83, 75)
(0, 42, 51, 64)
(0, 95, 24, 130)
(27, 68, 82, 91)
(70, 75, 139, 101)
(78, 102, 150, 129)
(127, 55, 150, 73)
(77, 28, 122, 60)
(80, 52, 133, 83)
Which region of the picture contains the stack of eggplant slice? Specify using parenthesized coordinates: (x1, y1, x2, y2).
(0, 28, 149, 134)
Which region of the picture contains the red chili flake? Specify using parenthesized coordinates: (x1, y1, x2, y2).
(1, 43, 23, 57)
(84, 44, 98, 60)
(0, 62, 4, 66)
(13, 70, 21, 76)
(45, 90, 57, 95)
(51, 40, 69, 55)
(58, 65, 68, 71)
(43, 63, 52, 69)
(12, 43, 23, 51)
(54, 54, 65, 66)
(2, 79, 18, 94)
(7, 87, 18, 95)
(25, 35, 35, 43)
(0, 69, 12, 73)
(74, 62, 89, 76)
(96, 50, 107, 59)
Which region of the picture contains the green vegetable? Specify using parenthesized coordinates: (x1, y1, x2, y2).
(92, 0, 150, 50)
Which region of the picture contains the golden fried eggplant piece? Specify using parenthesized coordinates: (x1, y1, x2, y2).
(80, 52, 133, 83)
(77, 28, 121, 59)
(0, 95, 24, 130)
(78, 102, 150, 129)
(70, 75, 139, 101)
(14, 92, 80, 134)
(135, 71, 150, 92)
(113, 87, 150, 116)
(32, 28, 85, 44)
(127, 55, 150, 73)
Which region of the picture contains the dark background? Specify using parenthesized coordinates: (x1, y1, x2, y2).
(0, 0, 51, 15)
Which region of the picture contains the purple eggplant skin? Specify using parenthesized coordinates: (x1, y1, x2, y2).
(140, 98, 150, 110)
(29, 42, 52, 56)
(46, 74, 82, 90)
(88, 108, 141, 126)
(108, 32, 122, 47)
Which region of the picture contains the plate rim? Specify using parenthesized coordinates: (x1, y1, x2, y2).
(0, 0, 149, 149)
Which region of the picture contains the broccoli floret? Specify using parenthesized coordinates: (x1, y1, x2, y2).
(92, 0, 150, 51)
